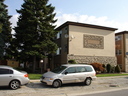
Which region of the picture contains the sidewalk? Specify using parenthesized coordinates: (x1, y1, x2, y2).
(30, 79, 40, 82)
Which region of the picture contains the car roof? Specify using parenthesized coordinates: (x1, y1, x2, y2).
(0, 65, 13, 69)
(62, 64, 92, 67)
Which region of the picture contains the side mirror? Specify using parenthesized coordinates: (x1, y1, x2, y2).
(65, 72, 68, 75)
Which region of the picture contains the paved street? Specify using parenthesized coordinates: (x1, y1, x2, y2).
(79, 88, 128, 96)
(0, 76, 128, 96)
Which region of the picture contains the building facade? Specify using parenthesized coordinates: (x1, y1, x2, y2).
(54, 21, 117, 67)
(0, 60, 19, 68)
(115, 31, 128, 72)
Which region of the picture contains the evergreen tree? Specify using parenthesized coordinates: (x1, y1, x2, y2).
(0, 0, 12, 59)
(13, 0, 57, 72)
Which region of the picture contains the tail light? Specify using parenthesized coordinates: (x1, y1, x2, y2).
(24, 74, 28, 77)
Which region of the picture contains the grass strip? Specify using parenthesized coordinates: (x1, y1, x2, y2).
(28, 74, 42, 79)
(97, 73, 128, 77)
(28, 73, 128, 79)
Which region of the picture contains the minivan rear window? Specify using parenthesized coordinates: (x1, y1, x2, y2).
(52, 66, 67, 74)
(85, 66, 93, 72)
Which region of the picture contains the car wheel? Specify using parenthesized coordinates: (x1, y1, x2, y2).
(9, 80, 20, 90)
(84, 78, 92, 86)
(52, 80, 61, 88)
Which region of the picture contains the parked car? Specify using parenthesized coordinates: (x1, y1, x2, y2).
(0, 65, 29, 89)
(40, 64, 97, 88)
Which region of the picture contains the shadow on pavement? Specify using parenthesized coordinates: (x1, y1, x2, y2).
(124, 77, 128, 79)
(0, 86, 11, 90)
(26, 82, 53, 89)
(26, 82, 86, 89)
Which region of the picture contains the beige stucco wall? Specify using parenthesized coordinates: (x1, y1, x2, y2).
(125, 34, 128, 52)
(68, 25, 115, 57)
(125, 34, 128, 72)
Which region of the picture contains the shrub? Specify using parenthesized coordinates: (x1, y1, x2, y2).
(106, 64, 111, 73)
(115, 65, 121, 73)
(90, 62, 105, 73)
(102, 64, 106, 68)
(68, 59, 76, 64)
(102, 64, 107, 73)
(111, 66, 115, 73)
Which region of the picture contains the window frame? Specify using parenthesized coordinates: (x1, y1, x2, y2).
(64, 67, 76, 74)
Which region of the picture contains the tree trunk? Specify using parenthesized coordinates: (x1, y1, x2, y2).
(33, 56, 36, 73)
(24, 62, 26, 69)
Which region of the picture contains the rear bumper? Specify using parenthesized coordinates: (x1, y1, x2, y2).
(21, 78, 30, 85)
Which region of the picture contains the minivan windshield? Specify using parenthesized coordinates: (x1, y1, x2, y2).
(52, 66, 67, 74)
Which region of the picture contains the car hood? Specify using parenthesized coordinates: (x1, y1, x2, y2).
(43, 71, 58, 78)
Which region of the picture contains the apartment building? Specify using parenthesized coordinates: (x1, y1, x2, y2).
(115, 31, 128, 72)
(54, 21, 117, 67)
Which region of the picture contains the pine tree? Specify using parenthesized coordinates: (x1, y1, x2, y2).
(0, 0, 12, 59)
(13, 0, 57, 72)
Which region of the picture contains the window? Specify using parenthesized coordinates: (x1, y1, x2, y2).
(116, 50, 122, 55)
(85, 66, 93, 72)
(115, 35, 122, 41)
(0, 68, 13, 74)
(56, 31, 62, 39)
(64, 27, 68, 34)
(65, 67, 76, 73)
(76, 67, 86, 72)
(56, 47, 61, 55)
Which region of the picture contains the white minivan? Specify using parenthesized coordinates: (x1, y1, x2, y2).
(40, 64, 97, 88)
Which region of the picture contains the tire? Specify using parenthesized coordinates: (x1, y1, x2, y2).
(9, 80, 20, 90)
(84, 78, 92, 86)
(52, 80, 61, 88)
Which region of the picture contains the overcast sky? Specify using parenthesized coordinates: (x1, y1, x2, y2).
(4, 0, 128, 33)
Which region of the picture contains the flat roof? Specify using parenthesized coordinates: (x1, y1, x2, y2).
(56, 21, 118, 31)
(115, 31, 128, 35)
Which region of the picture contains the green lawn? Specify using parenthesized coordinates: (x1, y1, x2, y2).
(28, 74, 42, 79)
(96, 73, 128, 77)
(28, 73, 128, 79)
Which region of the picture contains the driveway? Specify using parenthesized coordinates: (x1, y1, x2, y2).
(0, 76, 128, 96)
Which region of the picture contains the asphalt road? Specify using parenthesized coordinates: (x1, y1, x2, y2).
(79, 88, 128, 96)
(0, 76, 128, 96)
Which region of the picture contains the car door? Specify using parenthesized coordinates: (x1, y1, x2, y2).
(62, 67, 77, 84)
(72, 67, 86, 82)
(0, 68, 14, 86)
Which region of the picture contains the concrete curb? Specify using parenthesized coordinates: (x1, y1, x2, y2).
(30, 79, 40, 82)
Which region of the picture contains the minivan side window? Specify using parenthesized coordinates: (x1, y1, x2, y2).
(76, 67, 86, 72)
(85, 66, 93, 72)
(65, 67, 76, 74)
(0, 68, 13, 74)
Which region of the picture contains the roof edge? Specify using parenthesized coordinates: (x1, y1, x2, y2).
(56, 21, 118, 31)
(115, 31, 128, 35)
